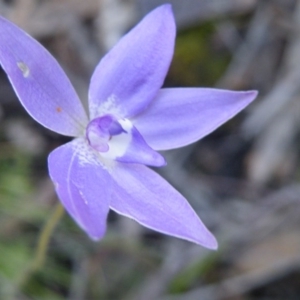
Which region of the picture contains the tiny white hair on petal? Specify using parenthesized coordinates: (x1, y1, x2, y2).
(72, 138, 101, 166)
(90, 94, 124, 119)
(78, 190, 88, 205)
(73, 137, 116, 171)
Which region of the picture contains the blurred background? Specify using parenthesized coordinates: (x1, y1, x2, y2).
(1, 0, 300, 299)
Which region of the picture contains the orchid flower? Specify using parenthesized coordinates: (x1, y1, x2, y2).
(0, 5, 257, 249)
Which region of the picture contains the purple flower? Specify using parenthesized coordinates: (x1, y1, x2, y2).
(0, 5, 257, 249)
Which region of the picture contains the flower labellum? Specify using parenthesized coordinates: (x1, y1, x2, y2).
(0, 5, 257, 249)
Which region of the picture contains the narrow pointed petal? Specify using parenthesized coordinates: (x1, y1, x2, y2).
(133, 88, 258, 150)
(0, 17, 88, 136)
(115, 122, 166, 167)
(110, 163, 217, 249)
(89, 4, 175, 119)
(48, 139, 111, 239)
(98, 119, 166, 167)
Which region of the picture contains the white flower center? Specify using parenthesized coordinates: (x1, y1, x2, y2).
(86, 115, 132, 160)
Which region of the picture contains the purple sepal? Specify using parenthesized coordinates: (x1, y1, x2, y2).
(110, 163, 218, 249)
(133, 88, 258, 150)
(48, 140, 111, 240)
(88, 4, 175, 119)
(0, 17, 88, 136)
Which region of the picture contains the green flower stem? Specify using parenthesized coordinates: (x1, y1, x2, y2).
(15, 202, 64, 294)
(32, 202, 64, 270)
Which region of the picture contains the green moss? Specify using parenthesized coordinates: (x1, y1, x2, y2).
(167, 22, 230, 87)
(168, 252, 220, 294)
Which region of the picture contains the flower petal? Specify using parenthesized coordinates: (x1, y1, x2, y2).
(48, 139, 112, 239)
(115, 120, 166, 167)
(88, 4, 175, 119)
(133, 88, 258, 150)
(110, 163, 217, 249)
(0, 17, 88, 136)
(97, 118, 165, 167)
